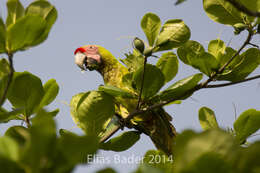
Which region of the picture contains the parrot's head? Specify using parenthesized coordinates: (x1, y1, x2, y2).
(74, 45, 103, 71)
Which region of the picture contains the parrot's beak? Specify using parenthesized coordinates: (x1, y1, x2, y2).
(74, 52, 101, 71)
(74, 52, 87, 71)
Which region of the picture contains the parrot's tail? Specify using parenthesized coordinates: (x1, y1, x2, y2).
(136, 108, 177, 156)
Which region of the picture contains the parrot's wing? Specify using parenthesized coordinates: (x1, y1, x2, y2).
(99, 115, 122, 142)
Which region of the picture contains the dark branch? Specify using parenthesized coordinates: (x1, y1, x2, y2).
(0, 53, 14, 107)
(205, 75, 260, 88)
(225, 0, 260, 17)
(136, 56, 148, 109)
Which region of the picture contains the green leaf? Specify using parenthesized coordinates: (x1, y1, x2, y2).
(99, 85, 136, 99)
(156, 52, 178, 83)
(177, 40, 205, 64)
(141, 13, 161, 46)
(70, 91, 115, 136)
(133, 64, 165, 99)
(233, 109, 260, 143)
(177, 41, 219, 76)
(191, 52, 220, 76)
(238, 0, 260, 13)
(0, 18, 6, 53)
(121, 50, 144, 72)
(39, 79, 59, 108)
(5, 125, 29, 147)
(7, 71, 44, 117)
(174, 130, 239, 173)
(208, 39, 226, 61)
(155, 73, 203, 102)
(6, 15, 46, 52)
(203, 0, 247, 25)
(154, 19, 190, 51)
(25, 0, 57, 46)
(58, 132, 99, 165)
(199, 107, 219, 131)
(0, 108, 24, 123)
(6, 0, 25, 26)
(217, 48, 260, 82)
(100, 131, 140, 152)
(20, 110, 57, 172)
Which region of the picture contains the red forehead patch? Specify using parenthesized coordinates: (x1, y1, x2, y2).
(74, 47, 86, 55)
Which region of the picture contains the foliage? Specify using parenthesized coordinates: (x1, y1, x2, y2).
(0, 0, 260, 173)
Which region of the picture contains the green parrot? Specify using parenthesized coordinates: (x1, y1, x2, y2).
(74, 45, 177, 155)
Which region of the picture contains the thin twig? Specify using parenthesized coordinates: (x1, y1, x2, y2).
(25, 115, 31, 128)
(205, 75, 260, 88)
(225, 0, 260, 17)
(0, 53, 14, 107)
(136, 56, 148, 109)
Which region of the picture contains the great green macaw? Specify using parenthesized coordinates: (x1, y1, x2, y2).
(74, 45, 177, 155)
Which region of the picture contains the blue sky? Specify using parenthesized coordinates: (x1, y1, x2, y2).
(0, 0, 260, 172)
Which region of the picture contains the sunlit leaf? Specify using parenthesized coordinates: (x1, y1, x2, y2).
(25, 0, 57, 46)
(141, 13, 161, 46)
(99, 85, 136, 99)
(0, 18, 6, 53)
(177, 40, 205, 65)
(233, 109, 260, 143)
(6, 0, 24, 26)
(70, 91, 115, 136)
(6, 15, 46, 52)
(199, 107, 219, 131)
(203, 0, 248, 25)
(156, 52, 178, 83)
(154, 19, 190, 51)
(178, 41, 219, 76)
(154, 73, 203, 102)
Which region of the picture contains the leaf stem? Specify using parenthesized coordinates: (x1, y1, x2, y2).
(225, 0, 260, 17)
(136, 56, 148, 109)
(0, 53, 14, 107)
(25, 115, 31, 128)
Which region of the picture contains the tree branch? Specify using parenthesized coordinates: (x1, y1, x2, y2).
(205, 75, 260, 88)
(225, 0, 260, 17)
(136, 56, 148, 109)
(0, 53, 14, 107)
